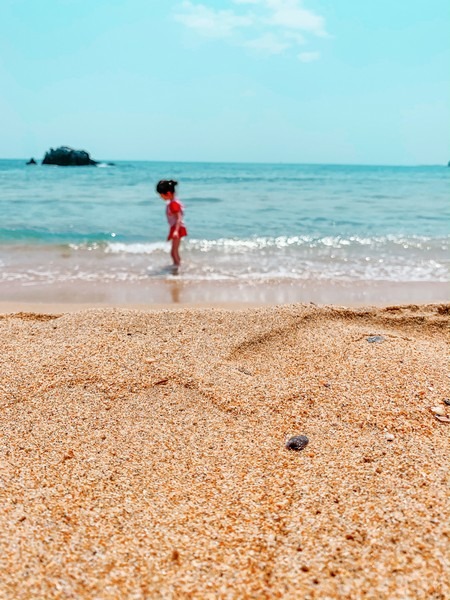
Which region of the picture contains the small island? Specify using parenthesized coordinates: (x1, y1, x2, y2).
(42, 146, 98, 166)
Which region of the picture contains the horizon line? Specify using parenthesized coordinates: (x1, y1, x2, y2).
(1, 157, 448, 168)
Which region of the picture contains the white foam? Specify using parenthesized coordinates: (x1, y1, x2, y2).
(105, 241, 168, 254)
(66, 234, 450, 257)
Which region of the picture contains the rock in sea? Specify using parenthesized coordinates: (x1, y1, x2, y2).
(42, 146, 98, 166)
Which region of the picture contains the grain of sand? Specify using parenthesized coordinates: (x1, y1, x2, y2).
(0, 303, 449, 599)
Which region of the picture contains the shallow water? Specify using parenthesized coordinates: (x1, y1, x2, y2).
(1, 159, 449, 300)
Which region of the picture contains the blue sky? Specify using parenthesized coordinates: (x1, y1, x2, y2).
(0, 0, 448, 164)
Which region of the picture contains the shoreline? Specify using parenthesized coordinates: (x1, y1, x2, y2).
(1, 298, 450, 317)
(0, 279, 448, 311)
(0, 300, 268, 315)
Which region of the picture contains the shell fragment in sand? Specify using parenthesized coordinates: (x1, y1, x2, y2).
(435, 415, 450, 423)
(430, 406, 446, 416)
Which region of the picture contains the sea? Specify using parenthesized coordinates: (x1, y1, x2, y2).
(1, 159, 449, 304)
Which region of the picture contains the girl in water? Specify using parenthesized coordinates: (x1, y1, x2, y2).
(156, 179, 187, 270)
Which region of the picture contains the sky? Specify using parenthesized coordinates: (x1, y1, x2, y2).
(0, 0, 449, 164)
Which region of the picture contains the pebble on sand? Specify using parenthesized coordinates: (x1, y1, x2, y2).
(430, 406, 446, 416)
(367, 335, 385, 343)
(286, 435, 309, 451)
(385, 433, 395, 441)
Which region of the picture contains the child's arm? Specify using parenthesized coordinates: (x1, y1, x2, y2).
(169, 200, 182, 238)
(172, 211, 182, 238)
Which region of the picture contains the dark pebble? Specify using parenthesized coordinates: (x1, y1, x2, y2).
(444, 399, 450, 406)
(286, 435, 309, 451)
(367, 335, 385, 343)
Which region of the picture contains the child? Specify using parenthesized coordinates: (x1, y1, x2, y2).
(156, 179, 188, 269)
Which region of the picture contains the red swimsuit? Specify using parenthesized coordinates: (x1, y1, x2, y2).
(166, 199, 188, 241)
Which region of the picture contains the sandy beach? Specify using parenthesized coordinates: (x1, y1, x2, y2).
(1, 302, 449, 599)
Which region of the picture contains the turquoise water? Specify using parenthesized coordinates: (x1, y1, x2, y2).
(0, 159, 449, 286)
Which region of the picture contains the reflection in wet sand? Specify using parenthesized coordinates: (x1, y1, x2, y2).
(168, 279, 181, 303)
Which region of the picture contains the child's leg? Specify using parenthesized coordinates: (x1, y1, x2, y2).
(171, 238, 181, 266)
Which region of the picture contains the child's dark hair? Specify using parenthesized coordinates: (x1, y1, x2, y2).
(156, 180, 178, 195)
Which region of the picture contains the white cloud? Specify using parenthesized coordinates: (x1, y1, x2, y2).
(265, 0, 327, 36)
(174, 1, 253, 38)
(174, 0, 327, 60)
(298, 50, 320, 62)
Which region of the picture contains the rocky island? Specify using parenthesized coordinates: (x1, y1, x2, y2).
(42, 146, 98, 166)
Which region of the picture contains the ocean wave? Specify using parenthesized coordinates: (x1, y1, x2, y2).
(2, 232, 447, 253)
(101, 234, 449, 255)
(1, 234, 448, 286)
(103, 241, 168, 254)
(0, 228, 120, 244)
(1, 260, 448, 284)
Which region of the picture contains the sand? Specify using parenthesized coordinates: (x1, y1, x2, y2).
(0, 303, 449, 599)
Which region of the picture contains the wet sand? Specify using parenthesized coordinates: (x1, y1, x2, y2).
(1, 278, 449, 307)
(0, 303, 449, 599)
